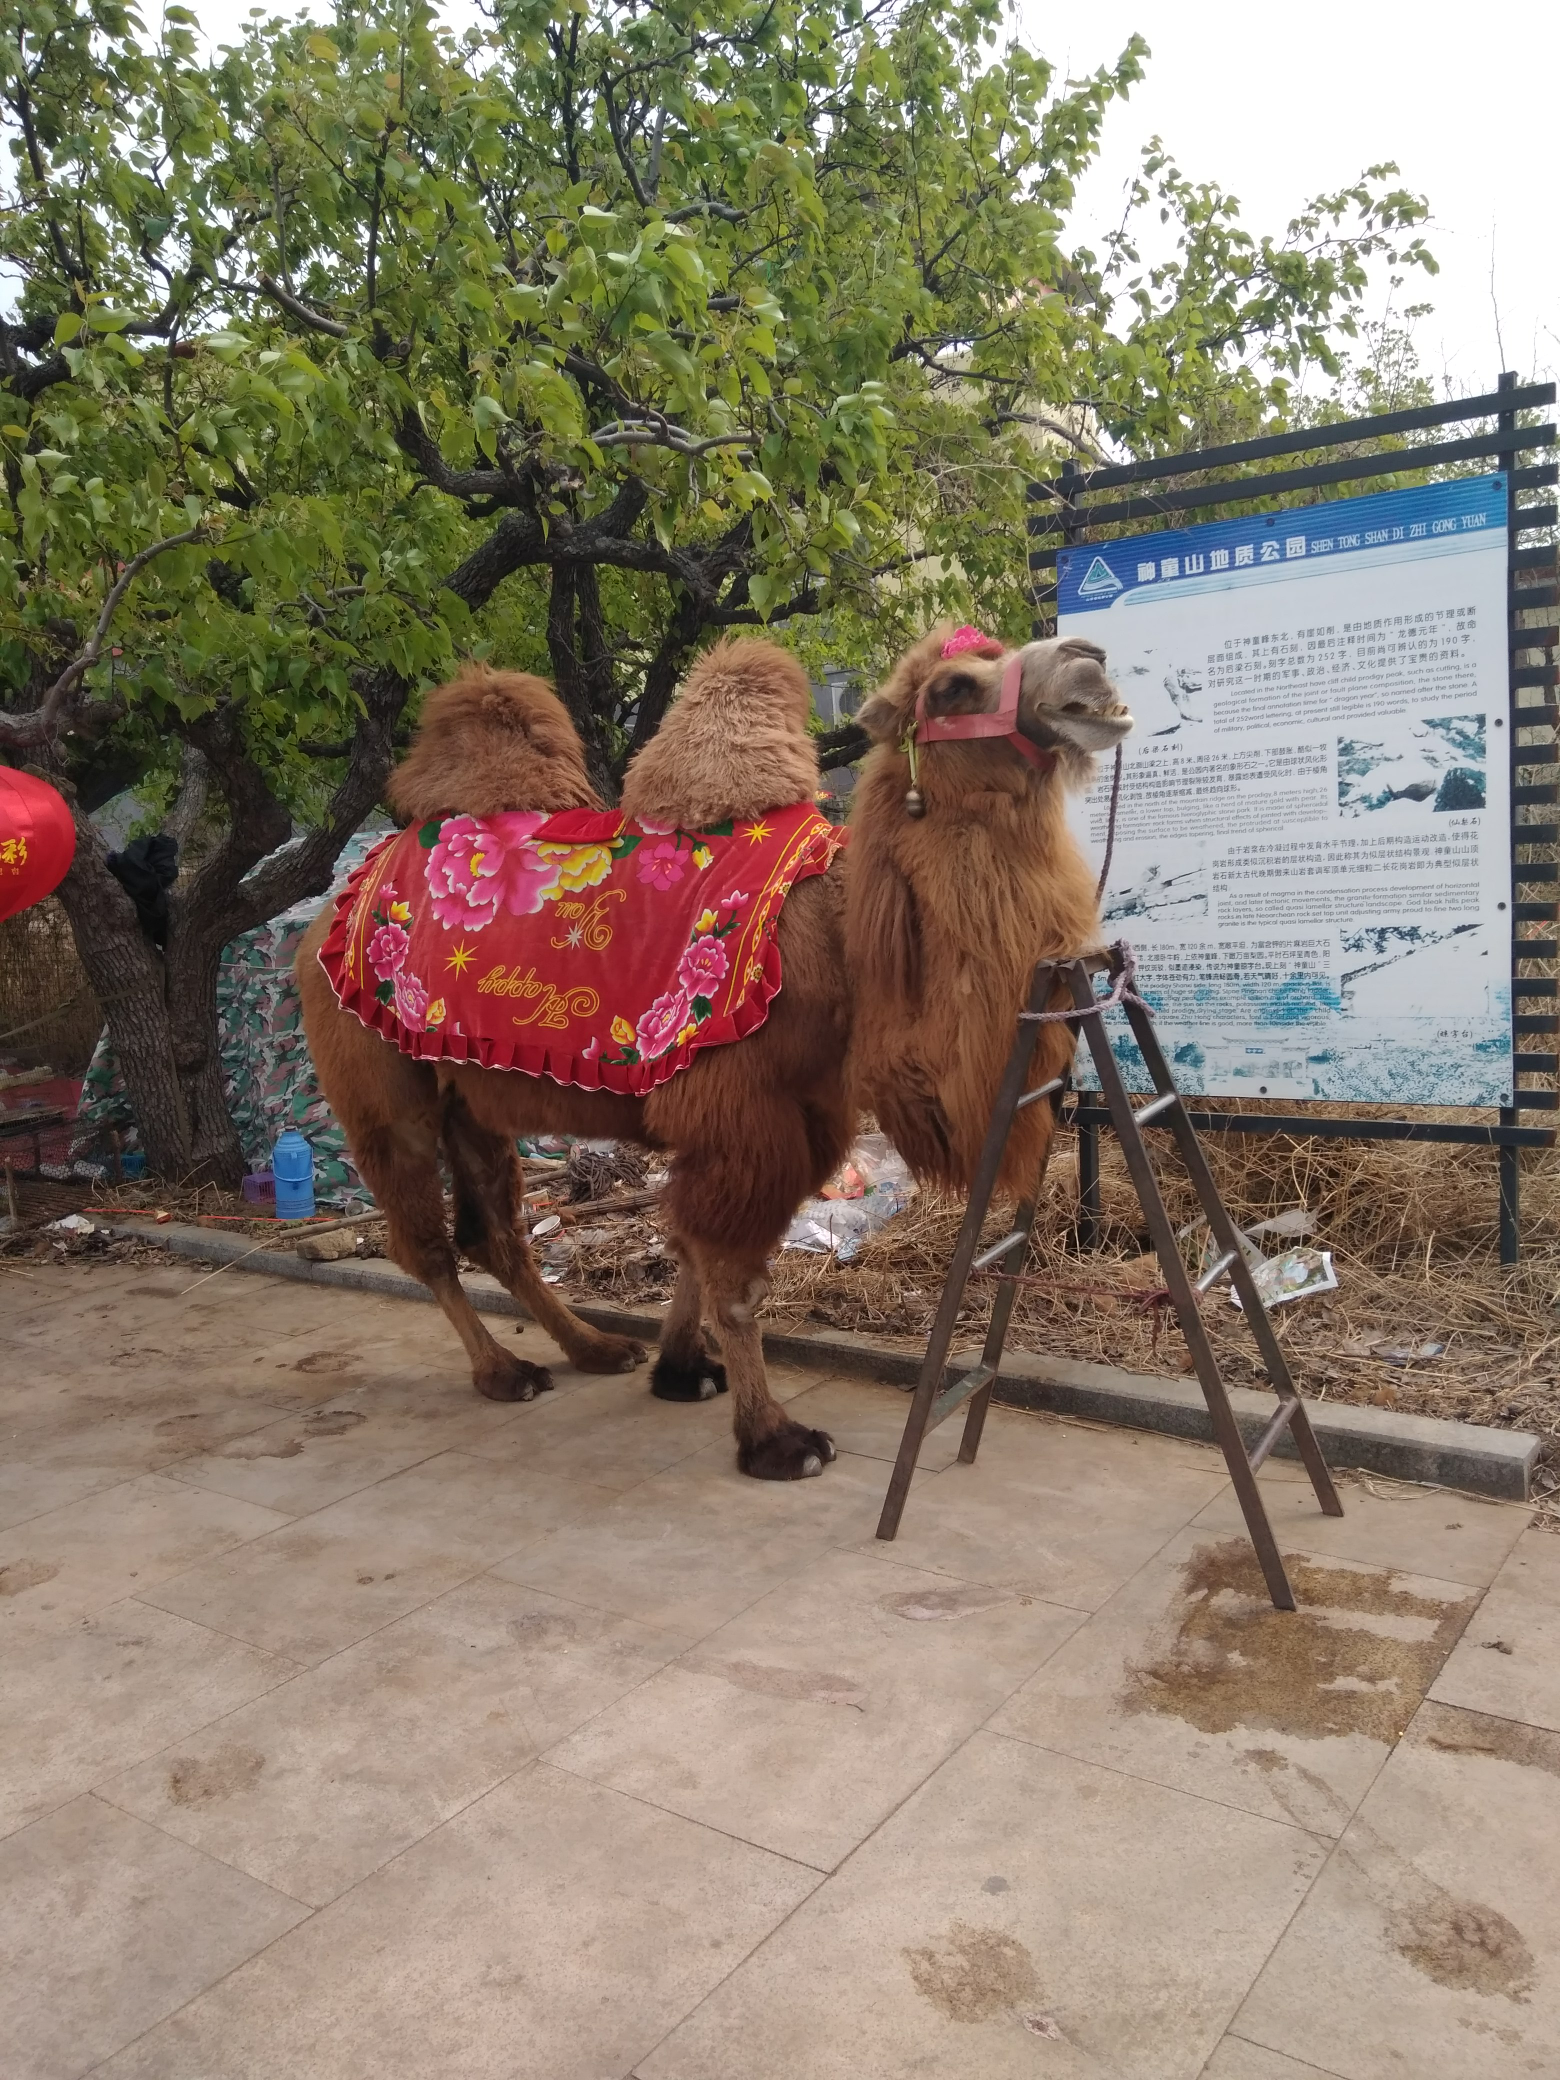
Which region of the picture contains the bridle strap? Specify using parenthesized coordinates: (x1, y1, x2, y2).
(912, 652, 1055, 772)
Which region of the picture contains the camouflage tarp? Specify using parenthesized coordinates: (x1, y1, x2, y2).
(77, 829, 386, 1207)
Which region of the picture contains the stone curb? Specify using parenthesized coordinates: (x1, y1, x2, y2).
(104, 1219, 1540, 1502)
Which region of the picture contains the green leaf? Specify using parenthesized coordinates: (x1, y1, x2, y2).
(53, 312, 83, 345)
(418, 821, 442, 848)
(690, 995, 713, 1020)
(611, 833, 643, 858)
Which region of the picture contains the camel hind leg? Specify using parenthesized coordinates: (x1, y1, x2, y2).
(296, 921, 550, 1402)
(440, 1089, 645, 1375)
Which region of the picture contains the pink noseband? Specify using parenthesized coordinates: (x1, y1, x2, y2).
(912, 635, 1055, 773)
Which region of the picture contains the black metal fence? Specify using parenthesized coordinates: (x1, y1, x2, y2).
(1026, 373, 1559, 1262)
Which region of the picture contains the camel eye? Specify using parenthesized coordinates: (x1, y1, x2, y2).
(931, 672, 978, 709)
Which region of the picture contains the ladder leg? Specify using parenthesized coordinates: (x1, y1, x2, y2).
(1077, 1118, 1102, 1249)
(959, 1167, 1050, 1463)
(1120, 996, 1343, 1521)
(876, 964, 1053, 1540)
(1069, 968, 1297, 1611)
(960, 1063, 1070, 1464)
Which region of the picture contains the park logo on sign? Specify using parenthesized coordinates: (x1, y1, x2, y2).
(1075, 555, 1123, 599)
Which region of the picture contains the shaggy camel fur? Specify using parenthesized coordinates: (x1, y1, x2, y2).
(297, 635, 1130, 1481)
(846, 628, 1130, 1194)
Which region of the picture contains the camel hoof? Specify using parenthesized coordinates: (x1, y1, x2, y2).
(738, 1423, 837, 1481)
(651, 1354, 729, 1403)
(576, 1335, 646, 1376)
(475, 1353, 554, 1402)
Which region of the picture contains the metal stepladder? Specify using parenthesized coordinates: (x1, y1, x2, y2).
(875, 945, 1343, 1611)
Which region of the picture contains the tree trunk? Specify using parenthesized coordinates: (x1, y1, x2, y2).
(52, 803, 194, 1180)
(547, 562, 621, 801)
(167, 935, 247, 1188)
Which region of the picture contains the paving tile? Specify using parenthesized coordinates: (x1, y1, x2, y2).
(846, 1416, 1230, 1612)
(281, 1305, 564, 1390)
(0, 1600, 294, 1841)
(1189, 1474, 1529, 1590)
(145, 1451, 615, 1664)
(991, 1528, 1477, 1838)
(1429, 1527, 1560, 1734)
(2, 1262, 148, 1333)
(0, 1460, 133, 1535)
(1201, 2041, 1348, 2078)
(0, 1474, 289, 1648)
(94, 1762, 818, 2080)
(1234, 1701, 1560, 2080)
(2, 1377, 298, 1485)
(550, 1548, 1083, 1868)
(459, 1365, 819, 1491)
(497, 1444, 916, 1640)
(640, 1729, 1328, 2080)
(162, 1379, 530, 1515)
(105, 1575, 679, 1905)
(779, 1373, 964, 1471)
(0, 1793, 308, 2080)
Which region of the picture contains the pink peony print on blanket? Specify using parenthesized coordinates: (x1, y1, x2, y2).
(424, 812, 554, 931)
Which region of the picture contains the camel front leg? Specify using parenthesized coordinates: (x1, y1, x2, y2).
(693, 1249, 837, 1480)
(649, 1249, 728, 1402)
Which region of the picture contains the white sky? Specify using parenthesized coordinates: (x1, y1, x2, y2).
(190, 0, 1557, 396)
(1034, 1, 1558, 396)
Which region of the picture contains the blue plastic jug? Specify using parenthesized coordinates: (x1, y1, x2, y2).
(272, 1131, 316, 1219)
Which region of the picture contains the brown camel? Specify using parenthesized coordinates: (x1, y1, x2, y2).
(296, 628, 1130, 1480)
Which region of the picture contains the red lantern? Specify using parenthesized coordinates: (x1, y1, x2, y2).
(0, 768, 76, 922)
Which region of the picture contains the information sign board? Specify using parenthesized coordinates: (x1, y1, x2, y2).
(1058, 475, 1513, 1106)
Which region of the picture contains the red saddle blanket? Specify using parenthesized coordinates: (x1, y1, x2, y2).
(318, 803, 846, 1095)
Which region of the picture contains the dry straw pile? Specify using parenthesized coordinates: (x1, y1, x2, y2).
(764, 1110, 1560, 1459)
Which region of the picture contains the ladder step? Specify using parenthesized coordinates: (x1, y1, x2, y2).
(929, 1362, 998, 1430)
(1016, 1075, 1066, 1111)
(1248, 1398, 1301, 1471)
(972, 1229, 1029, 1273)
(1133, 1090, 1181, 1127)
(1195, 1247, 1239, 1294)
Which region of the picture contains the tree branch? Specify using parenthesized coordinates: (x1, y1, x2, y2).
(0, 528, 206, 750)
(591, 415, 751, 459)
(251, 274, 350, 338)
(814, 721, 870, 766)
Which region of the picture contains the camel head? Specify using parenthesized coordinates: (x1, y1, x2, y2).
(856, 624, 1133, 806)
(388, 664, 601, 824)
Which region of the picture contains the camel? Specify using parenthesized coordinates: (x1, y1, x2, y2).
(296, 627, 1131, 1480)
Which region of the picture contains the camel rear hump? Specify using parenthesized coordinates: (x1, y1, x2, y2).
(622, 636, 821, 828)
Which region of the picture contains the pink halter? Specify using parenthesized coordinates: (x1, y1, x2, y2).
(911, 629, 1055, 773)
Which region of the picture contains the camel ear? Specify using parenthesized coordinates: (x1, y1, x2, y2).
(855, 690, 906, 744)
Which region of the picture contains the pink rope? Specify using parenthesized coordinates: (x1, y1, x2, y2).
(1019, 939, 1149, 1026)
